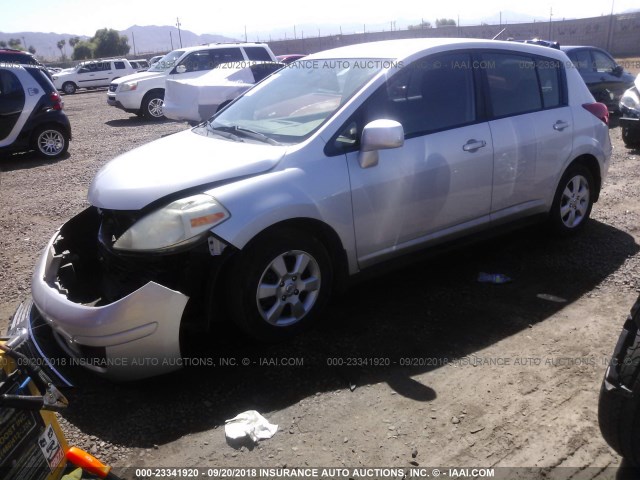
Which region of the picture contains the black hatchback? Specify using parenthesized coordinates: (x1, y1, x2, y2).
(0, 64, 71, 159)
(561, 46, 635, 111)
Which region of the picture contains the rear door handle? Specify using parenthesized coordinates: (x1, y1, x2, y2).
(553, 120, 569, 131)
(462, 139, 487, 152)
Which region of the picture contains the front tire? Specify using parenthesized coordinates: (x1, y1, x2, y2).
(62, 82, 76, 95)
(141, 90, 165, 120)
(622, 127, 640, 148)
(227, 228, 333, 341)
(33, 126, 68, 158)
(549, 164, 594, 235)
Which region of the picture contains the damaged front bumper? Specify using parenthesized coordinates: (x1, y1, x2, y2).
(17, 207, 225, 381)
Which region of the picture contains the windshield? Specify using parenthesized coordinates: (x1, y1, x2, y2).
(206, 58, 386, 144)
(149, 50, 185, 72)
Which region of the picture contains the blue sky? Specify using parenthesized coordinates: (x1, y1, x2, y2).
(1, 0, 637, 37)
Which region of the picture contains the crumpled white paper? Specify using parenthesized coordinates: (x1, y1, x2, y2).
(225, 410, 278, 443)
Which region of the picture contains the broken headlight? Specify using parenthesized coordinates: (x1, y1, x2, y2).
(113, 194, 229, 252)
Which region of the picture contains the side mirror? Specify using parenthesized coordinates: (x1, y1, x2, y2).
(175, 65, 187, 74)
(612, 65, 624, 77)
(358, 119, 404, 168)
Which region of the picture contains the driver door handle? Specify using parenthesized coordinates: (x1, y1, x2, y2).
(553, 120, 570, 131)
(462, 139, 487, 152)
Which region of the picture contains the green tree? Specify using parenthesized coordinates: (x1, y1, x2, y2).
(8, 38, 22, 49)
(69, 36, 80, 48)
(28, 46, 36, 54)
(72, 41, 94, 60)
(0, 40, 7, 48)
(435, 18, 457, 27)
(57, 39, 66, 59)
(91, 28, 130, 58)
(408, 20, 432, 29)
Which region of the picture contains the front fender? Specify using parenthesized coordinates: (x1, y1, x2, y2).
(207, 164, 358, 274)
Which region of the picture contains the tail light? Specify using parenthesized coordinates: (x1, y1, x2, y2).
(582, 102, 609, 125)
(50, 91, 63, 111)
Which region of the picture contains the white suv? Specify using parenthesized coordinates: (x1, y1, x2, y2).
(107, 43, 277, 120)
(52, 59, 136, 94)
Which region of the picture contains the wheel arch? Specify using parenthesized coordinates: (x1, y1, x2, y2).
(143, 87, 165, 100)
(568, 154, 602, 202)
(205, 217, 349, 330)
(241, 218, 350, 293)
(29, 121, 71, 145)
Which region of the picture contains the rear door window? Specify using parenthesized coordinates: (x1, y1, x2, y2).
(482, 52, 542, 117)
(114, 61, 125, 70)
(536, 58, 563, 109)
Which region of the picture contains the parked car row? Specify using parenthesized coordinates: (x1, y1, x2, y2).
(107, 42, 279, 120)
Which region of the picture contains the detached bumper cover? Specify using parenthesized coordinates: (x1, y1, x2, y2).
(30, 227, 189, 381)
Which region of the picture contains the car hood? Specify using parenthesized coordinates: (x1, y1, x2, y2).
(112, 70, 166, 84)
(88, 128, 288, 210)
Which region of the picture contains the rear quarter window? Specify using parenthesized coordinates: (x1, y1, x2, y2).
(244, 47, 273, 61)
(25, 67, 55, 91)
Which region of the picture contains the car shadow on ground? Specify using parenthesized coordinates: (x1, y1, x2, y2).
(61, 219, 639, 448)
(104, 117, 180, 128)
(0, 150, 70, 172)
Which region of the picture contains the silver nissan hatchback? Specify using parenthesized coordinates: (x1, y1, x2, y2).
(10, 39, 611, 380)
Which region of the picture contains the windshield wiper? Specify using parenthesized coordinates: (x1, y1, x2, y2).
(232, 126, 282, 146)
(208, 123, 281, 145)
(204, 124, 244, 142)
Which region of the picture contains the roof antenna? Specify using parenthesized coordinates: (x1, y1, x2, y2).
(492, 28, 506, 40)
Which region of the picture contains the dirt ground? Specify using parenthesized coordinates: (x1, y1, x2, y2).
(2, 90, 640, 479)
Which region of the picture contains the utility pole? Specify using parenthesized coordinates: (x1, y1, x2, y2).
(244, 26, 247, 42)
(548, 7, 552, 39)
(176, 17, 183, 47)
(607, 0, 615, 50)
(294, 25, 297, 40)
(132, 32, 136, 56)
(170, 31, 174, 50)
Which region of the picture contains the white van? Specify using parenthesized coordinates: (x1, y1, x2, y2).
(52, 59, 136, 94)
(107, 43, 277, 119)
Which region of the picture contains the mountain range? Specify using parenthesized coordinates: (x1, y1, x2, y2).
(0, 26, 238, 61)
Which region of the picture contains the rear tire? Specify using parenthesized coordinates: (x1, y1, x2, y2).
(598, 326, 640, 465)
(141, 90, 165, 120)
(62, 82, 76, 95)
(226, 228, 333, 342)
(32, 125, 69, 159)
(549, 163, 594, 235)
